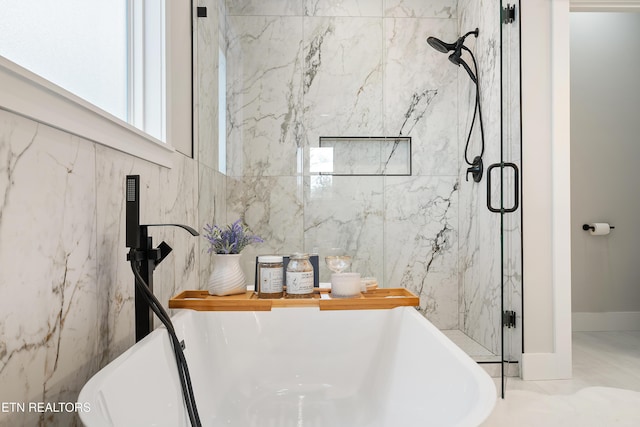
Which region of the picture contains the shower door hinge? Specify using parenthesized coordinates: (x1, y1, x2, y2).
(503, 310, 517, 328)
(502, 4, 516, 25)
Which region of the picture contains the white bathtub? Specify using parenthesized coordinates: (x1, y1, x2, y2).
(79, 307, 496, 426)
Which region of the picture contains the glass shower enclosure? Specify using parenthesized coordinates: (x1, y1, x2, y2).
(195, 0, 524, 400)
(498, 0, 523, 397)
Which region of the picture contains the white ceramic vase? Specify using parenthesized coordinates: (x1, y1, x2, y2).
(207, 254, 246, 296)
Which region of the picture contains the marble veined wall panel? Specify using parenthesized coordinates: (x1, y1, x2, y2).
(0, 111, 97, 426)
(0, 117, 207, 426)
(94, 146, 163, 361)
(304, 176, 384, 282)
(226, 175, 304, 285)
(302, 16, 384, 156)
(384, 176, 459, 329)
(226, 16, 303, 177)
(157, 154, 200, 316)
(304, 0, 383, 17)
(384, 0, 457, 18)
(458, 0, 503, 355)
(199, 166, 227, 287)
(227, 0, 303, 16)
(225, 2, 468, 333)
(383, 16, 458, 176)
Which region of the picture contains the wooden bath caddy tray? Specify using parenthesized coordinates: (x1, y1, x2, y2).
(169, 288, 419, 311)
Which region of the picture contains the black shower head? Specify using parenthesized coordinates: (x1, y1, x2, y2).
(426, 28, 479, 54)
(427, 28, 480, 83)
(426, 36, 457, 53)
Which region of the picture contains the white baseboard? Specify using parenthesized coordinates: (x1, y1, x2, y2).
(521, 352, 572, 380)
(572, 311, 640, 332)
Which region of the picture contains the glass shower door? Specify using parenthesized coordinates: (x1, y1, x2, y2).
(498, 0, 523, 397)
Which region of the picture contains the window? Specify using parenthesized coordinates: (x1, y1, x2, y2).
(0, 0, 179, 166)
(0, 1, 129, 121)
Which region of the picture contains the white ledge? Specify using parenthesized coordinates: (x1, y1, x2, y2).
(0, 56, 174, 168)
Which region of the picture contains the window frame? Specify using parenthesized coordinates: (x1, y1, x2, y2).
(0, 56, 174, 167)
(0, 0, 193, 168)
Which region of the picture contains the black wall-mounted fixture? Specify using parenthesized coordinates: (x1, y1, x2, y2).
(582, 224, 615, 231)
(427, 28, 485, 183)
(466, 156, 483, 183)
(428, 29, 480, 83)
(125, 175, 199, 342)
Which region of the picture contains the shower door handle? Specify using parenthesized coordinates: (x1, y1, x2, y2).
(486, 162, 519, 213)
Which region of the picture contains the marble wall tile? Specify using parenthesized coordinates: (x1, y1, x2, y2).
(103, 152, 201, 331)
(157, 153, 200, 315)
(304, 0, 382, 17)
(199, 166, 227, 287)
(303, 16, 384, 157)
(384, 0, 457, 18)
(383, 17, 458, 175)
(0, 90, 213, 427)
(457, 0, 504, 355)
(226, 175, 304, 284)
(226, 0, 303, 16)
(304, 176, 384, 282)
(0, 111, 97, 426)
(226, 16, 303, 177)
(94, 145, 163, 360)
(458, 187, 502, 354)
(384, 176, 459, 329)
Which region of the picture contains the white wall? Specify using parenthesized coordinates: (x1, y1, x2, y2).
(521, 0, 640, 380)
(570, 12, 640, 330)
(521, 0, 573, 380)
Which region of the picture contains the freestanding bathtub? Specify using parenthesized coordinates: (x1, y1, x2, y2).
(78, 307, 496, 426)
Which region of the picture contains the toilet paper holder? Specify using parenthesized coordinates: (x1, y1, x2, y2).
(582, 224, 615, 231)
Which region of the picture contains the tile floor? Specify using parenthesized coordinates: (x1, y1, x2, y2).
(482, 331, 640, 426)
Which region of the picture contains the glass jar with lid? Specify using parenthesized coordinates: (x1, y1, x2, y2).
(286, 253, 314, 298)
(257, 255, 284, 299)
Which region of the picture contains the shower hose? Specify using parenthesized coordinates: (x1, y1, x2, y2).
(130, 258, 202, 427)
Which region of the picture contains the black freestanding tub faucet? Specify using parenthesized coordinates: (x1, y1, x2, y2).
(124, 175, 199, 342)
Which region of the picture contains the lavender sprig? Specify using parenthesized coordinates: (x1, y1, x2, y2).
(203, 219, 263, 254)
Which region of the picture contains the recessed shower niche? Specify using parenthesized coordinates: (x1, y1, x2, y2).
(313, 136, 411, 176)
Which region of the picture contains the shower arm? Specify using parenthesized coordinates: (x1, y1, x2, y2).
(462, 29, 479, 40)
